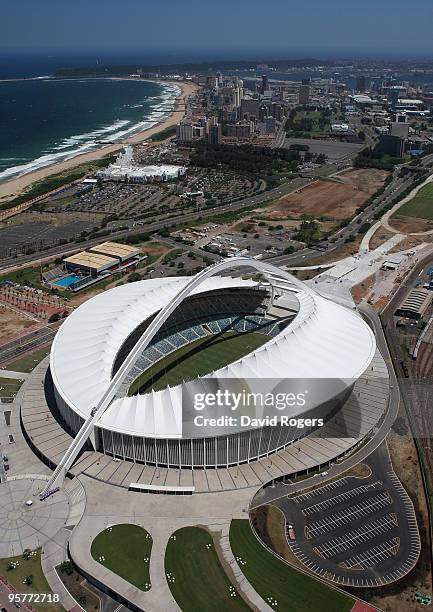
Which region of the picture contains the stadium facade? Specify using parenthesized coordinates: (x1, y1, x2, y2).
(49, 259, 376, 469)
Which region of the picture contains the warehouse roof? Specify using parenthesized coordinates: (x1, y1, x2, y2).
(398, 288, 433, 318)
(89, 241, 141, 260)
(64, 251, 118, 271)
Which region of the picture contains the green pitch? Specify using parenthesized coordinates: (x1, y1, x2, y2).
(165, 527, 251, 611)
(229, 520, 354, 612)
(91, 524, 152, 591)
(397, 182, 433, 220)
(129, 331, 268, 394)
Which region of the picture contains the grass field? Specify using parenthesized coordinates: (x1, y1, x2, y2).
(165, 527, 251, 612)
(397, 182, 433, 220)
(91, 524, 152, 591)
(129, 331, 268, 394)
(3, 346, 50, 373)
(0, 549, 62, 612)
(229, 520, 354, 612)
(0, 377, 24, 397)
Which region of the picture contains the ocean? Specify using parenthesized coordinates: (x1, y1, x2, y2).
(0, 78, 179, 182)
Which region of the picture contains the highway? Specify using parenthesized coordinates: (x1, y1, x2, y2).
(0, 174, 316, 274)
(0, 324, 59, 367)
(0, 150, 431, 369)
(2, 149, 431, 277)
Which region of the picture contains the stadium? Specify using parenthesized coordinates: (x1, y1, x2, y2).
(44, 258, 379, 473)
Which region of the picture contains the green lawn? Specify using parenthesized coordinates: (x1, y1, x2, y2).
(229, 520, 354, 612)
(150, 125, 177, 141)
(0, 377, 24, 398)
(397, 182, 433, 220)
(91, 524, 152, 591)
(0, 265, 45, 291)
(165, 527, 251, 612)
(3, 347, 50, 373)
(0, 549, 62, 612)
(129, 331, 268, 394)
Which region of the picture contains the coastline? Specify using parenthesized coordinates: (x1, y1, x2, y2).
(0, 80, 198, 203)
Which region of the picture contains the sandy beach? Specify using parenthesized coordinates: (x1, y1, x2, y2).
(0, 80, 198, 203)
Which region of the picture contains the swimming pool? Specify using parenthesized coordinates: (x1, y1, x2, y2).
(53, 275, 81, 288)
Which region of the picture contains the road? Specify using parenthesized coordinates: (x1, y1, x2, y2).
(0, 324, 59, 367)
(0, 174, 316, 274)
(2, 149, 432, 277)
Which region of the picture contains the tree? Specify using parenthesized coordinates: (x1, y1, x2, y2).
(358, 130, 366, 141)
(392, 416, 408, 436)
(127, 272, 141, 283)
(59, 560, 74, 575)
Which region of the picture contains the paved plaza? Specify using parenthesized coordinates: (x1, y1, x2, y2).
(0, 476, 69, 558)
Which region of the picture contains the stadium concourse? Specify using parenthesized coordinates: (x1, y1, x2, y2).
(20, 257, 390, 493)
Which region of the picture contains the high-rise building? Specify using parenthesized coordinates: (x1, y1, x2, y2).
(259, 105, 269, 121)
(299, 84, 310, 105)
(226, 122, 253, 139)
(243, 80, 258, 93)
(390, 122, 409, 139)
(263, 116, 277, 134)
(240, 99, 260, 120)
(356, 75, 366, 92)
(176, 122, 194, 144)
(272, 103, 285, 121)
(208, 123, 222, 145)
(377, 134, 406, 158)
(261, 74, 269, 93)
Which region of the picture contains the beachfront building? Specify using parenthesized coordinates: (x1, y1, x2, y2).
(96, 164, 186, 183)
(96, 145, 186, 183)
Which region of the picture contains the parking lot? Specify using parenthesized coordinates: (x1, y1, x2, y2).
(284, 138, 364, 162)
(273, 444, 420, 587)
(0, 219, 96, 258)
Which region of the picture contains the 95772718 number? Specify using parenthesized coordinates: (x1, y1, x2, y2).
(8, 593, 60, 604)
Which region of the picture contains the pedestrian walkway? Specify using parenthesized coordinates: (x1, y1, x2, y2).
(0, 369, 28, 380)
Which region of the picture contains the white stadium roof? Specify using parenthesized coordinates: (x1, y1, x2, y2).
(50, 275, 376, 438)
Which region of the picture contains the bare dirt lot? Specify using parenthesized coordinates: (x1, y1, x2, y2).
(369, 227, 395, 250)
(0, 307, 38, 343)
(389, 234, 433, 253)
(268, 169, 388, 224)
(351, 274, 376, 304)
(388, 215, 433, 234)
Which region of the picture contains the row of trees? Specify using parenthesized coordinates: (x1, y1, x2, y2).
(285, 107, 332, 137)
(189, 143, 301, 180)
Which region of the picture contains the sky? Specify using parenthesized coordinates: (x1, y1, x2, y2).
(2, 0, 433, 59)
